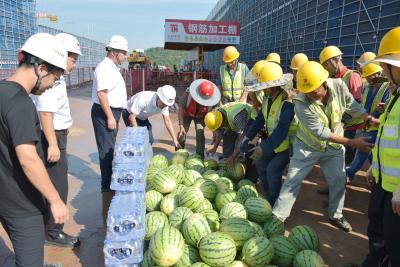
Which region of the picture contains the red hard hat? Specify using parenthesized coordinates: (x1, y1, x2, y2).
(199, 81, 214, 97)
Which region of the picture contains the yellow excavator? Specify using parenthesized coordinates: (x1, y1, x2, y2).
(128, 49, 151, 69)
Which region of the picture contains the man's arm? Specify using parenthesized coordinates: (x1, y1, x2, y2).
(39, 112, 60, 163)
(128, 112, 138, 127)
(97, 90, 116, 130)
(16, 143, 68, 224)
(163, 115, 180, 148)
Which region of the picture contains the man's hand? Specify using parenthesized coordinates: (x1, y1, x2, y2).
(349, 137, 374, 153)
(365, 167, 374, 189)
(226, 155, 235, 167)
(249, 145, 263, 163)
(178, 125, 186, 139)
(47, 144, 60, 163)
(107, 117, 116, 131)
(375, 102, 385, 113)
(392, 186, 400, 216)
(174, 139, 182, 150)
(49, 198, 69, 224)
(207, 146, 217, 156)
(367, 117, 380, 127)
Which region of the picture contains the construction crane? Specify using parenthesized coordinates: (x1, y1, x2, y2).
(36, 11, 58, 22)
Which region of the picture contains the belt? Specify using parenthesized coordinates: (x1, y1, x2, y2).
(94, 103, 123, 111)
(55, 129, 68, 134)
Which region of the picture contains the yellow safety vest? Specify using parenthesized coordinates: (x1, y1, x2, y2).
(371, 92, 400, 192)
(221, 102, 257, 131)
(262, 93, 297, 153)
(341, 69, 363, 127)
(220, 63, 246, 103)
(362, 82, 389, 131)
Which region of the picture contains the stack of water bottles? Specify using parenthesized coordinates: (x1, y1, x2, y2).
(104, 127, 152, 267)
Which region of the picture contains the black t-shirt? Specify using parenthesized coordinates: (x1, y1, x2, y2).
(0, 81, 45, 218)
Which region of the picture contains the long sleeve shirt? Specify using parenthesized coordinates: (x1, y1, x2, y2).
(364, 83, 390, 118)
(335, 66, 363, 102)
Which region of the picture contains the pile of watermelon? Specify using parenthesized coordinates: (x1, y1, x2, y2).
(143, 149, 325, 267)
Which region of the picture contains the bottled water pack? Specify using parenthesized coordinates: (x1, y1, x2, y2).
(113, 141, 153, 165)
(110, 163, 146, 191)
(104, 239, 143, 266)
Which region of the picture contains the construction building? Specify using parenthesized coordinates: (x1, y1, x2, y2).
(204, 0, 400, 72)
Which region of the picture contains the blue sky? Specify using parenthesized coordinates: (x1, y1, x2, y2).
(37, 0, 218, 49)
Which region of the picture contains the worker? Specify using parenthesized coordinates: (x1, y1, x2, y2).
(0, 33, 68, 266)
(122, 85, 181, 149)
(346, 62, 390, 181)
(357, 52, 377, 70)
(290, 53, 309, 90)
(91, 35, 129, 223)
(266, 52, 281, 65)
(361, 26, 400, 267)
(205, 102, 257, 167)
(272, 61, 379, 232)
(30, 33, 82, 248)
(247, 60, 267, 111)
(240, 62, 295, 205)
(219, 46, 250, 157)
(177, 79, 221, 158)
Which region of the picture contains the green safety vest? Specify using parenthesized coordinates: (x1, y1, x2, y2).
(294, 79, 343, 152)
(221, 102, 257, 131)
(262, 93, 297, 153)
(371, 92, 400, 192)
(341, 69, 362, 127)
(362, 82, 389, 131)
(220, 63, 247, 103)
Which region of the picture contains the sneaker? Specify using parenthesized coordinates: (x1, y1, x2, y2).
(317, 186, 329, 195)
(329, 217, 352, 232)
(45, 232, 81, 248)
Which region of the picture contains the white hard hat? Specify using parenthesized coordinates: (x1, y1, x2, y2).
(157, 85, 176, 106)
(21, 33, 67, 70)
(55, 33, 82, 55)
(107, 35, 129, 52)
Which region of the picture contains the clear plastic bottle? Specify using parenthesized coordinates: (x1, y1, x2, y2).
(103, 239, 143, 266)
(110, 163, 146, 191)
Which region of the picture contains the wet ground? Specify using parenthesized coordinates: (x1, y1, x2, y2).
(0, 85, 370, 267)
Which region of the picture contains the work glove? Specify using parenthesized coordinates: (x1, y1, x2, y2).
(392, 186, 400, 216)
(249, 145, 263, 163)
(239, 137, 250, 154)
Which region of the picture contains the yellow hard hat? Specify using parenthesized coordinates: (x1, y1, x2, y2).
(259, 62, 283, 83)
(320, 45, 343, 64)
(223, 46, 240, 63)
(357, 52, 376, 67)
(361, 63, 383, 78)
(373, 27, 400, 68)
(266, 52, 281, 64)
(290, 53, 309, 70)
(296, 61, 329, 93)
(204, 110, 223, 132)
(251, 60, 267, 76)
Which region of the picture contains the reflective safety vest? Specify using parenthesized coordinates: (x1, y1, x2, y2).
(262, 92, 297, 153)
(371, 92, 400, 192)
(183, 94, 209, 119)
(341, 69, 362, 127)
(294, 79, 343, 152)
(220, 63, 247, 103)
(221, 102, 257, 131)
(363, 82, 389, 131)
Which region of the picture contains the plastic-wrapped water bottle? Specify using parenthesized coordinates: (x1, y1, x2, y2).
(122, 127, 149, 144)
(110, 163, 146, 191)
(113, 141, 153, 164)
(104, 239, 143, 266)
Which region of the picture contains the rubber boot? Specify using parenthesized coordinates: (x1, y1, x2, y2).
(102, 191, 115, 227)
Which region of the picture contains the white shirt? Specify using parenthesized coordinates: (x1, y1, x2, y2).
(127, 91, 169, 120)
(92, 57, 127, 109)
(31, 76, 73, 130)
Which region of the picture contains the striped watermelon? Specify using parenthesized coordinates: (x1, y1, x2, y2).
(182, 213, 212, 247)
(219, 202, 247, 220)
(218, 158, 227, 169)
(187, 153, 202, 160)
(237, 185, 259, 201)
(146, 190, 163, 211)
(288, 225, 320, 252)
(242, 237, 274, 267)
(145, 211, 168, 240)
(195, 198, 214, 212)
(202, 173, 220, 181)
(216, 169, 228, 178)
(175, 149, 190, 157)
(264, 216, 285, 238)
(270, 235, 299, 267)
(149, 225, 185, 266)
(293, 250, 325, 267)
(194, 179, 218, 201)
(202, 169, 217, 176)
(227, 161, 245, 180)
(215, 190, 242, 211)
(169, 207, 193, 231)
(178, 186, 204, 211)
(171, 184, 187, 195)
(219, 218, 254, 249)
(146, 167, 161, 184)
(166, 164, 186, 184)
(249, 221, 265, 237)
(198, 209, 220, 232)
(237, 179, 256, 188)
(198, 232, 237, 266)
(171, 153, 187, 166)
(215, 177, 234, 192)
(150, 154, 169, 168)
(152, 170, 177, 194)
(226, 261, 249, 267)
(244, 197, 272, 223)
(141, 250, 155, 267)
(204, 159, 219, 170)
(191, 263, 211, 267)
(160, 194, 178, 216)
(174, 244, 201, 267)
(183, 169, 202, 186)
(185, 158, 205, 174)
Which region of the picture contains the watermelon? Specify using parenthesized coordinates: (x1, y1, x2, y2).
(145, 211, 168, 240)
(293, 250, 325, 267)
(204, 159, 219, 170)
(152, 170, 177, 194)
(171, 153, 187, 166)
(178, 186, 204, 211)
(195, 198, 214, 212)
(288, 225, 320, 252)
(237, 185, 259, 201)
(198, 209, 220, 231)
(160, 194, 178, 216)
(215, 190, 242, 211)
(203, 173, 220, 181)
(185, 158, 205, 174)
(146, 190, 163, 211)
(202, 169, 217, 176)
(175, 149, 190, 157)
(166, 164, 186, 184)
(227, 161, 245, 180)
(194, 179, 218, 201)
(226, 261, 249, 267)
(183, 169, 202, 186)
(174, 244, 201, 267)
(150, 154, 169, 168)
(215, 177, 234, 192)
(270, 235, 299, 267)
(216, 169, 228, 178)
(149, 225, 185, 266)
(146, 167, 161, 184)
(218, 158, 227, 169)
(219, 218, 254, 249)
(141, 250, 155, 267)
(182, 213, 212, 247)
(169, 207, 193, 231)
(219, 202, 247, 220)
(249, 221, 265, 237)
(242, 236, 274, 267)
(191, 263, 211, 267)
(237, 179, 255, 188)
(171, 184, 187, 195)
(264, 216, 285, 238)
(244, 197, 272, 223)
(198, 232, 237, 266)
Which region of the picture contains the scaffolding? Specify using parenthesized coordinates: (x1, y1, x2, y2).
(204, 0, 400, 73)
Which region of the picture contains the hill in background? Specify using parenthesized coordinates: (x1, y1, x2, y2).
(145, 47, 188, 69)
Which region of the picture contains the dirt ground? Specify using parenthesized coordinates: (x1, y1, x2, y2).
(0, 85, 371, 267)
